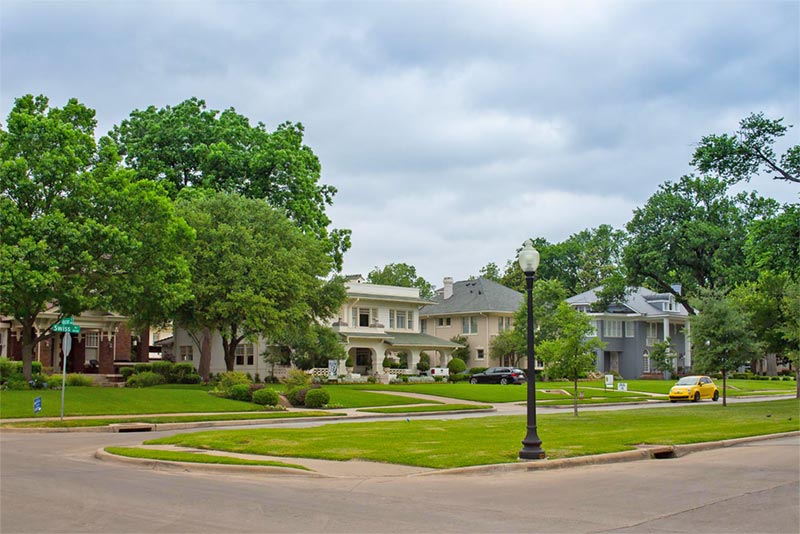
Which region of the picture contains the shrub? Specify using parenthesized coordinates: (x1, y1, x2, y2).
(434, 376, 443, 382)
(288, 386, 310, 406)
(304, 388, 330, 408)
(731, 373, 749, 380)
(450, 373, 470, 383)
(31, 361, 43, 375)
(151, 361, 175, 380)
(367, 375, 378, 384)
(46, 374, 64, 389)
(65, 373, 94, 387)
(416, 353, 431, 372)
(133, 363, 153, 374)
(126, 371, 165, 388)
(217, 371, 252, 391)
(345, 355, 354, 367)
(254, 373, 261, 383)
(283, 368, 311, 391)
(228, 383, 252, 402)
(770, 376, 782, 381)
(120, 367, 135, 380)
(172, 363, 200, 384)
(4, 376, 29, 390)
(252, 388, 280, 406)
(447, 357, 466, 374)
(468, 367, 488, 375)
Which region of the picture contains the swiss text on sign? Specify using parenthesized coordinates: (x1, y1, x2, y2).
(53, 324, 81, 333)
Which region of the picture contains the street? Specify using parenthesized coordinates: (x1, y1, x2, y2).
(1, 423, 798, 533)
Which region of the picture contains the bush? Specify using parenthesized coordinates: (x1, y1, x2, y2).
(416, 353, 431, 372)
(126, 371, 165, 388)
(151, 361, 174, 380)
(434, 376, 443, 382)
(731, 373, 750, 380)
(345, 355, 354, 367)
(283, 368, 311, 391)
(120, 367, 135, 380)
(217, 371, 252, 391)
(450, 372, 470, 383)
(133, 363, 153, 374)
(46, 374, 63, 389)
(252, 388, 280, 406)
(770, 376, 782, 381)
(65, 373, 94, 387)
(447, 357, 466, 374)
(287, 386, 310, 406)
(304, 388, 330, 408)
(228, 383, 252, 402)
(4, 376, 29, 390)
(172, 362, 201, 384)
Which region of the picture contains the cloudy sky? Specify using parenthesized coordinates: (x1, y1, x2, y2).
(2, 0, 798, 288)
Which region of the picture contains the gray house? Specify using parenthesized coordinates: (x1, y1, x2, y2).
(566, 286, 692, 379)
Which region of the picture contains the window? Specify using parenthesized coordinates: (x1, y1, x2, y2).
(389, 310, 413, 330)
(86, 332, 99, 348)
(421, 319, 427, 334)
(574, 305, 589, 313)
(647, 323, 658, 339)
(396, 310, 407, 329)
(625, 322, 635, 338)
(604, 320, 622, 338)
(588, 320, 598, 337)
(498, 317, 511, 332)
(462, 316, 478, 334)
(179, 345, 193, 362)
(235, 344, 254, 366)
(437, 317, 452, 327)
(477, 349, 485, 360)
(352, 307, 378, 327)
(642, 350, 651, 373)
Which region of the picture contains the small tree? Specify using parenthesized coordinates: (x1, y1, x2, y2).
(649, 338, 676, 378)
(447, 357, 466, 375)
(416, 353, 431, 373)
(490, 330, 524, 367)
(537, 303, 605, 416)
(690, 290, 761, 406)
(450, 335, 470, 363)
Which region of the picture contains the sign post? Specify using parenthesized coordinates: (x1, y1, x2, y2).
(53, 319, 80, 420)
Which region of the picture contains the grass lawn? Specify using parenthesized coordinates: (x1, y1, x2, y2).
(104, 447, 310, 470)
(147, 399, 800, 469)
(357, 404, 492, 414)
(0, 410, 337, 428)
(323, 387, 439, 408)
(0, 387, 264, 419)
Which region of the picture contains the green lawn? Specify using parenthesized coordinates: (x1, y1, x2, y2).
(147, 399, 800, 469)
(104, 447, 310, 470)
(0, 410, 337, 428)
(323, 387, 438, 408)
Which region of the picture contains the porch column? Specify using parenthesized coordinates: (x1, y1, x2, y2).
(684, 321, 692, 368)
(98, 332, 114, 374)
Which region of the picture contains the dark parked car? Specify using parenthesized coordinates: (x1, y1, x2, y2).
(469, 367, 526, 385)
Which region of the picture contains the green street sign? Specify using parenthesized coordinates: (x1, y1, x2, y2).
(53, 324, 81, 334)
(59, 317, 74, 325)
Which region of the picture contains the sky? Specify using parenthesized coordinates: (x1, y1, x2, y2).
(2, 0, 798, 289)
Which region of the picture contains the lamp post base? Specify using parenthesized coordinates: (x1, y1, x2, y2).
(519, 431, 546, 460)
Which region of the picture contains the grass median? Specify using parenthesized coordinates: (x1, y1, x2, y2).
(357, 404, 492, 414)
(146, 399, 800, 469)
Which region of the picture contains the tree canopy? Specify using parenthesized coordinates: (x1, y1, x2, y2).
(173, 191, 345, 372)
(692, 112, 799, 185)
(0, 95, 193, 379)
(110, 97, 350, 269)
(366, 262, 434, 298)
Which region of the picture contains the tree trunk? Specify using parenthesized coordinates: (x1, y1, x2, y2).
(198, 327, 212, 382)
(21, 319, 36, 381)
(573, 377, 579, 417)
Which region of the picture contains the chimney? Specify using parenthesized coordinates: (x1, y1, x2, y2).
(443, 277, 454, 300)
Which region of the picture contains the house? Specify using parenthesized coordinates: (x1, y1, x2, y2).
(0, 308, 135, 374)
(169, 277, 462, 377)
(566, 286, 692, 379)
(419, 277, 523, 368)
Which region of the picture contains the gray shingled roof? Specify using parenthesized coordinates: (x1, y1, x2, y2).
(419, 278, 523, 316)
(566, 286, 689, 317)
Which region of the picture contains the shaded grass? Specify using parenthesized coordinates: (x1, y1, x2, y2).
(104, 447, 310, 470)
(147, 399, 800, 469)
(357, 404, 492, 414)
(1, 410, 337, 428)
(0, 388, 262, 418)
(323, 387, 438, 408)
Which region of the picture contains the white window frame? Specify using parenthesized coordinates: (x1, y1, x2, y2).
(625, 322, 635, 338)
(642, 350, 651, 373)
(179, 345, 193, 362)
(86, 332, 99, 348)
(604, 320, 622, 338)
(476, 349, 485, 360)
(235, 343, 254, 366)
(647, 322, 659, 339)
(462, 316, 478, 335)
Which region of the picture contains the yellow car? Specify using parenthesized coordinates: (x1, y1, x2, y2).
(669, 375, 720, 402)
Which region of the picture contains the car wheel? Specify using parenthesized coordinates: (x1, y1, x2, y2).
(500, 377, 509, 385)
(670, 400, 677, 403)
(712, 390, 719, 402)
(693, 391, 701, 402)
(470, 377, 478, 385)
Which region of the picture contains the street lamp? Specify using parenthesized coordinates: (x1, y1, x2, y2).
(518, 239, 546, 460)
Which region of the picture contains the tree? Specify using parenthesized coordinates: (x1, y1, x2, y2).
(744, 204, 800, 279)
(110, 98, 350, 269)
(537, 303, 605, 416)
(174, 191, 345, 373)
(490, 329, 523, 367)
(274, 323, 346, 370)
(477, 262, 503, 283)
(366, 263, 434, 298)
(778, 282, 800, 399)
(692, 112, 799, 185)
(0, 95, 193, 380)
(624, 175, 778, 313)
(649, 338, 676, 378)
(449, 334, 471, 363)
(689, 290, 761, 406)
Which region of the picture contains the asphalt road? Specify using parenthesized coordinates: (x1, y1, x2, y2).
(1, 426, 798, 533)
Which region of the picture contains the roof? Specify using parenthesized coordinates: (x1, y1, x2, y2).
(419, 278, 522, 317)
(566, 286, 689, 317)
(346, 292, 435, 305)
(385, 332, 464, 349)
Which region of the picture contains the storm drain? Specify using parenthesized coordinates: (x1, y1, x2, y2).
(638, 445, 676, 459)
(108, 423, 155, 433)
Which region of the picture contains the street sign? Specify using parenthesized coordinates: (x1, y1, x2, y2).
(617, 382, 628, 392)
(34, 396, 42, 414)
(60, 317, 74, 325)
(62, 333, 72, 358)
(53, 324, 80, 333)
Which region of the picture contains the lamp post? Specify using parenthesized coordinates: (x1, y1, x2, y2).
(518, 239, 545, 460)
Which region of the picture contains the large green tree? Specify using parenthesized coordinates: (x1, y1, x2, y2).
(624, 175, 778, 313)
(174, 191, 345, 374)
(692, 112, 799, 185)
(110, 98, 350, 269)
(366, 262, 434, 299)
(689, 290, 761, 406)
(537, 302, 605, 416)
(0, 95, 193, 380)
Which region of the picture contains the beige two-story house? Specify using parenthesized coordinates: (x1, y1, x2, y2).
(419, 277, 523, 368)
